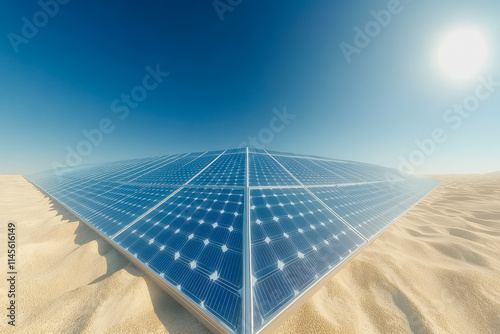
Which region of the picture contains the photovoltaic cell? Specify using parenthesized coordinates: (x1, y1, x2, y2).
(249, 187, 365, 328)
(191, 153, 246, 187)
(26, 148, 440, 334)
(272, 155, 349, 185)
(248, 153, 300, 187)
(132, 153, 216, 185)
(111, 186, 244, 329)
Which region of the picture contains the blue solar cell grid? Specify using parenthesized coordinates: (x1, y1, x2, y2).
(113, 186, 244, 330)
(248, 153, 300, 187)
(249, 187, 365, 326)
(132, 153, 215, 185)
(191, 153, 246, 187)
(26, 148, 440, 334)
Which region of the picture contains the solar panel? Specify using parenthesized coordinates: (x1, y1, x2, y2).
(26, 148, 440, 334)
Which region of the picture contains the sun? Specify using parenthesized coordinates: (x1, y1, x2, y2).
(437, 28, 488, 80)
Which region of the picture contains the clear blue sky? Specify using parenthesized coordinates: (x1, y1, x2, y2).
(1, 0, 499, 175)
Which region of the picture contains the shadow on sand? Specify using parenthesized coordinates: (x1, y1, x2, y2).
(35, 186, 207, 334)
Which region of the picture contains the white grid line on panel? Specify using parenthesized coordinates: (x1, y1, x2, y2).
(247, 179, 405, 190)
(113, 182, 245, 190)
(64, 154, 171, 182)
(26, 148, 441, 334)
(250, 152, 363, 164)
(111, 150, 226, 240)
(263, 149, 368, 242)
(242, 147, 254, 334)
(119, 153, 192, 182)
(85, 155, 171, 180)
(88, 153, 190, 198)
(48, 154, 187, 199)
(25, 177, 237, 334)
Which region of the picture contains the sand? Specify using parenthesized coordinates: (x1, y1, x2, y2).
(0, 174, 499, 334)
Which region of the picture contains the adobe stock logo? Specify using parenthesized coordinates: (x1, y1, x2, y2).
(213, 0, 243, 21)
(239, 106, 295, 149)
(51, 64, 170, 175)
(339, 0, 409, 64)
(398, 74, 499, 175)
(7, 0, 71, 53)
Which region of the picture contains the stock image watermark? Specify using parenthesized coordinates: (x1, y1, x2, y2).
(398, 74, 499, 175)
(239, 106, 295, 149)
(339, 0, 411, 64)
(213, 0, 243, 21)
(51, 64, 170, 175)
(6, 221, 17, 326)
(7, 0, 71, 54)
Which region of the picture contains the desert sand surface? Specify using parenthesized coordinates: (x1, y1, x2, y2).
(0, 174, 499, 334)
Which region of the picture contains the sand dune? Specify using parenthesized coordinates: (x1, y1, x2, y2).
(0, 174, 499, 333)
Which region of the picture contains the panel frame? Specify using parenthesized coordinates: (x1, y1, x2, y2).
(27, 178, 235, 334)
(248, 150, 440, 333)
(241, 147, 254, 333)
(252, 175, 439, 334)
(26, 148, 441, 334)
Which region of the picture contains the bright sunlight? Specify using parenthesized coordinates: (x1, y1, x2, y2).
(437, 28, 488, 80)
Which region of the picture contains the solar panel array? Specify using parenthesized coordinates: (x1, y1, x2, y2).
(27, 148, 440, 334)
